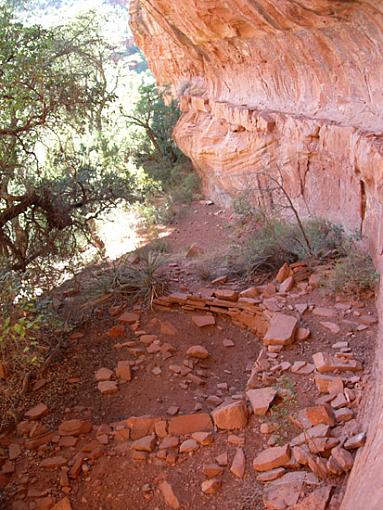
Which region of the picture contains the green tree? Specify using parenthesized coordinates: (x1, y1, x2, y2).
(0, 7, 135, 271)
(125, 82, 182, 167)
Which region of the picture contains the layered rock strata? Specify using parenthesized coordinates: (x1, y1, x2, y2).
(130, 0, 383, 246)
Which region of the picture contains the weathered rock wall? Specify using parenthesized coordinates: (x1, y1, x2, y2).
(130, 0, 383, 242)
(130, 2, 383, 507)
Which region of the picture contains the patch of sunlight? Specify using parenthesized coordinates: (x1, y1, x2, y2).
(96, 207, 142, 260)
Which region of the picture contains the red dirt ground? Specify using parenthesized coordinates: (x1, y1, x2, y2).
(0, 202, 377, 510)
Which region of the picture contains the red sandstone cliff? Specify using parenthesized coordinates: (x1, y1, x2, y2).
(130, 3, 383, 507)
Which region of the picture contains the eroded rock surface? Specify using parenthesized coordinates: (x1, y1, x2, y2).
(130, 0, 383, 246)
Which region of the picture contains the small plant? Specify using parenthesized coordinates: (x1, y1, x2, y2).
(0, 306, 43, 371)
(170, 172, 200, 204)
(228, 218, 298, 278)
(327, 250, 379, 297)
(295, 218, 346, 259)
(86, 250, 168, 305)
(232, 191, 262, 220)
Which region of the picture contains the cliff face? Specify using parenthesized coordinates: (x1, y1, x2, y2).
(130, 3, 383, 507)
(130, 0, 383, 244)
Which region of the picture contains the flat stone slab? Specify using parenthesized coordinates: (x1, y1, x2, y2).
(263, 313, 298, 346)
(246, 387, 277, 416)
(192, 315, 216, 327)
(253, 444, 291, 472)
(168, 413, 213, 435)
(313, 352, 362, 373)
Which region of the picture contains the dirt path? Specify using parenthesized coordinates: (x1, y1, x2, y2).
(0, 201, 377, 510)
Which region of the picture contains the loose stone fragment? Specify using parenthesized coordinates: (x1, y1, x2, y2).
(253, 445, 291, 472)
(297, 405, 335, 428)
(263, 472, 306, 509)
(98, 380, 118, 394)
(203, 463, 224, 478)
(95, 368, 113, 381)
(256, 467, 285, 482)
(279, 276, 294, 293)
(159, 481, 180, 509)
(179, 439, 199, 453)
(131, 435, 156, 452)
(192, 315, 216, 327)
(58, 420, 92, 437)
(201, 478, 221, 494)
(289, 486, 332, 510)
(246, 387, 276, 416)
(168, 414, 213, 435)
(115, 360, 132, 382)
(263, 313, 298, 346)
(214, 289, 238, 301)
(314, 374, 344, 394)
(312, 352, 362, 373)
(296, 327, 311, 342)
(290, 424, 330, 447)
(334, 407, 354, 423)
(320, 321, 340, 334)
(186, 345, 209, 359)
(344, 432, 366, 450)
(230, 448, 245, 478)
(313, 307, 337, 318)
(25, 403, 48, 420)
(211, 400, 248, 430)
(40, 456, 67, 469)
(52, 498, 72, 510)
(192, 432, 214, 445)
(330, 446, 354, 472)
(118, 311, 139, 324)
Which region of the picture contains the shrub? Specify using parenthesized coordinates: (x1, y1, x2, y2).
(85, 250, 168, 305)
(228, 219, 298, 278)
(327, 250, 379, 297)
(232, 191, 260, 219)
(228, 217, 348, 279)
(294, 219, 346, 259)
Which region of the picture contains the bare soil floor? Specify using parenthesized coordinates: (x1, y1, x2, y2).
(0, 202, 377, 510)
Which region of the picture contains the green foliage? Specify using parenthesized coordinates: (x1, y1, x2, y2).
(327, 250, 379, 297)
(126, 82, 182, 170)
(85, 250, 168, 305)
(0, 7, 141, 272)
(228, 217, 348, 279)
(232, 191, 261, 220)
(0, 271, 43, 370)
(228, 218, 298, 278)
(294, 219, 346, 259)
